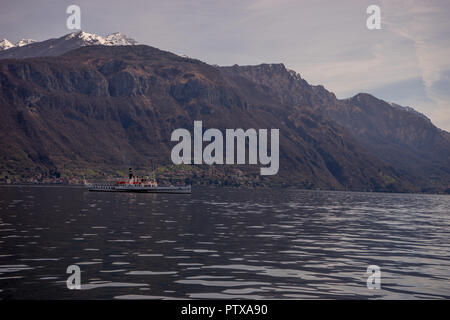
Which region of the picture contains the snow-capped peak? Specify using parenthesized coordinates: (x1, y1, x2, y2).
(15, 39, 37, 47)
(0, 31, 139, 58)
(0, 39, 15, 51)
(66, 31, 106, 45)
(104, 32, 139, 45)
(63, 31, 138, 46)
(0, 38, 37, 51)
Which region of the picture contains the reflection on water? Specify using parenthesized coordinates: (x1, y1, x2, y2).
(0, 185, 449, 299)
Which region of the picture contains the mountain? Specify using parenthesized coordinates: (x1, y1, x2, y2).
(0, 38, 37, 51)
(15, 39, 37, 47)
(103, 33, 139, 46)
(0, 39, 15, 51)
(0, 38, 448, 193)
(329, 94, 450, 187)
(219, 64, 450, 192)
(0, 31, 138, 59)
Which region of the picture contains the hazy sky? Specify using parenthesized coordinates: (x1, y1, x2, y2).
(1, 0, 449, 130)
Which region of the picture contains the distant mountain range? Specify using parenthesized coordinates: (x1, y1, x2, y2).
(0, 31, 138, 59)
(0, 38, 37, 50)
(0, 32, 449, 193)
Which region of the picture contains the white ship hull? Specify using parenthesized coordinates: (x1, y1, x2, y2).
(88, 184, 191, 194)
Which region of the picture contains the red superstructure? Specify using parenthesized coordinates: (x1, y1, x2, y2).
(114, 168, 158, 187)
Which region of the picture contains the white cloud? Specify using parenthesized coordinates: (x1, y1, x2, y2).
(380, 0, 450, 129)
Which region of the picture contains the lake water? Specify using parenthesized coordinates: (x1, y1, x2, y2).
(0, 185, 449, 299)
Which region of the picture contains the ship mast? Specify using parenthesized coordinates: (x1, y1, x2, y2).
(128, 167, 133, 182)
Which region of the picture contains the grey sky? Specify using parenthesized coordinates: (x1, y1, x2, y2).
(1, 0, 449, 130)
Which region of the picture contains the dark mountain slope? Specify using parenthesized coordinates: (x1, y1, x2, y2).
(334, 94, 450, 178)
(219, 64, 450, 192)
(0, 45, 417, 191)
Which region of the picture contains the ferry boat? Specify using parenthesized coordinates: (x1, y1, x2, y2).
(86, 168, 191, 194)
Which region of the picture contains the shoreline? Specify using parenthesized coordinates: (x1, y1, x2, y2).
(1, 183, 449, 196)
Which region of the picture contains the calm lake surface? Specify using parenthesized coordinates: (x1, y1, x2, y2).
(0, 185, 449, 299)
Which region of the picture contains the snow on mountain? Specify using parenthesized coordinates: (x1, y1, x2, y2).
(0, 39, 15, 51)
(15, 39, 37, 47)
(64, 31, 107, 45)
(0, 31, 139, 59)
(57, 31, 138, 46)
(1, 38, 37, 51)
(104, 32, 139, 45)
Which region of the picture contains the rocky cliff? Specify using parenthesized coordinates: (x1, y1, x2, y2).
(0, 45, 448, 192)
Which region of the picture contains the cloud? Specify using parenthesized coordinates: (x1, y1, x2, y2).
(380, 0, 450, 129)
(297, 38, 421, 97)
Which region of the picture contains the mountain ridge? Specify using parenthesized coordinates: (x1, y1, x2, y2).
(0, 31, 138, 59)
(0, 42, 448, 193)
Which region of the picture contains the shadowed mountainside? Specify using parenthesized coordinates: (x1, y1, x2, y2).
(220, 63, 450, 192)
(0, 45, 448, 192)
